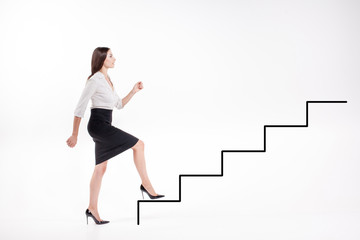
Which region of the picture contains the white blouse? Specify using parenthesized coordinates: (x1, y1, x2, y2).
(74, 71, 123, 118)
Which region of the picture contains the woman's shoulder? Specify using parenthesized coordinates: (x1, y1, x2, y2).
(88, 72, 104, 83)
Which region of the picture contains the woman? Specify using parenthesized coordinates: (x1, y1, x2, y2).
(66, 47, 164, 225)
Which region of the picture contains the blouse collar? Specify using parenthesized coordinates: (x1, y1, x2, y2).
(96, 71, 114, 91)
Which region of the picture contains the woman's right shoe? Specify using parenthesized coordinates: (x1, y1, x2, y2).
(85, 209, 110, 225)
(140, 184, 165, 199)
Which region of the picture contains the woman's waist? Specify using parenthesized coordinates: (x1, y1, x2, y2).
(89, 108, 113, 122)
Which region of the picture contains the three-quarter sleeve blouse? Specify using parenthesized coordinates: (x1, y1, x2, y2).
(74, 71, 124, 118)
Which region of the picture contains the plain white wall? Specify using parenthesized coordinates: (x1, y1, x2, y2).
(0, 0, 359, 239)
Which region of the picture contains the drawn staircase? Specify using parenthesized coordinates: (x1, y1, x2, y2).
(136, 100, 347, 225)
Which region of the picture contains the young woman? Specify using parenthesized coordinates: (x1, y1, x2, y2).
(66, 47, 164, 225)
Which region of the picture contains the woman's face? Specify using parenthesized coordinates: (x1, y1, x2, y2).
(103, 50, 116, 68)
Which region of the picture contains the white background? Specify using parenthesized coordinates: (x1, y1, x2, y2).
(0, 0, 359, 239)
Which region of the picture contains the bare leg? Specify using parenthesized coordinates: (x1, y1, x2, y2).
(131, 140, 158, 196)
(87, 160, 108, 221)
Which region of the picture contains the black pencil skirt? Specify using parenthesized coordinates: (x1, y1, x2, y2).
(87, 108, 139, 165)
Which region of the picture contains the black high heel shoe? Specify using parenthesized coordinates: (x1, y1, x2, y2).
(140, 184, 165, 199)
(85, 209, 110, 225)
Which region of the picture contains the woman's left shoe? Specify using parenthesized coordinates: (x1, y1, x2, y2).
(140, 184, 165, 199)
(85, 209, 110, 225)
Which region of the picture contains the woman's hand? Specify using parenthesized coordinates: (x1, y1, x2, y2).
(132, 81, 144, 94)
(66, 135, 77, 148)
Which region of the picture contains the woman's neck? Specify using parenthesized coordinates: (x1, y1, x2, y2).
(100, 67, 108, 78)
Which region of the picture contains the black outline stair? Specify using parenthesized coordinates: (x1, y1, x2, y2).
(137, 100, 347, 225)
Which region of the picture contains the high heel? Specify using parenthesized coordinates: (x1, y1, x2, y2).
(85, 209, 110, 225)
(140, 184, 165, 199)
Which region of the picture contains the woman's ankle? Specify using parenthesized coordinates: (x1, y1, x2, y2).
(88, 206, 98, 212)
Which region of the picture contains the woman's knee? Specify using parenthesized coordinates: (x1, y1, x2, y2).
(95, 161, 107, 174)
(132, 139, 144, 151)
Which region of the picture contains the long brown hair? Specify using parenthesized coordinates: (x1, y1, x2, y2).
(87, 47, 110, 80)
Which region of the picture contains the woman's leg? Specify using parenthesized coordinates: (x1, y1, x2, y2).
(131, 140, 158, 196)
(88, 160, 108, 221)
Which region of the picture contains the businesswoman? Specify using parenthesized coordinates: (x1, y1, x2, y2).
(66, 47, 164, 225)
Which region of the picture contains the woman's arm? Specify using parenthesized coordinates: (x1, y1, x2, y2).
(68, 78, 97, 147)
(121, 89, 136, 108)
(71, 116, 81, 137)
(66, 116, 81, 148)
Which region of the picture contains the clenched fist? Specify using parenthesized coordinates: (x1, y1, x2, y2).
(132, 81, 144, 94)
(66, 135, 77, 148)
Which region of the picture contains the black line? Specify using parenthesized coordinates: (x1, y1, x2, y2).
(137, 100, 347, 225)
